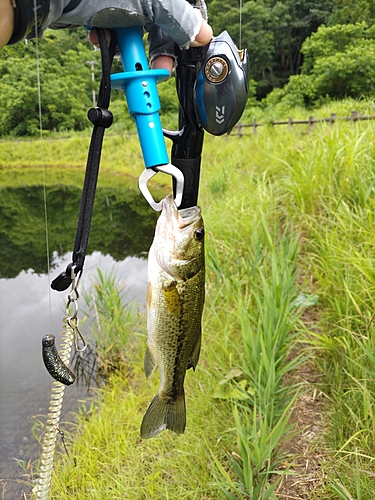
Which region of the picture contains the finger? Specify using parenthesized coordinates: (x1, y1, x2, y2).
(190, 19, 213, 47)
(151, 55, 174, 77)
(88, 28, 111, 47)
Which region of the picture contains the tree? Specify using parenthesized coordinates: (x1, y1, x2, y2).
(0, 29, 100, 136)
(207, 0, 332, 98)
(327, 0, 375, 25)
(264, 22, 375, 108)
(303, 23, 375, 98)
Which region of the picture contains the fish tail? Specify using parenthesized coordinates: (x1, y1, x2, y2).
(140, 391, 186, 439)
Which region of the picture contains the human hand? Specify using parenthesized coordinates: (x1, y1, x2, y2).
(88, 17, 212, 76)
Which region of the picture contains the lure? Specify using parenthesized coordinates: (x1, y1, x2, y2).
(42, 334, 75, 385)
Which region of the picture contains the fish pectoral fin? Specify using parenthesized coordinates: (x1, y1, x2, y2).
(140, 392, 186, 439)
(187, 331, 202, 371)
(162, 280, 181, 317)
(144, 345, 157, 379)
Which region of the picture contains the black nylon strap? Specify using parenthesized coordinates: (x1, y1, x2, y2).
(51, 28, 116, 291)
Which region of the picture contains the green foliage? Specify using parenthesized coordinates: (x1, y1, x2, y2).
(208, 0, 332, 98)
(312, 43, 375, 98)
(192, 116, 375, 498)
(0, 30, 99, 136)
(82, 269, 142, 374)
(237, 221, 304, 412)
(208, 212, 310, 497)
(0, 27, 178, 137)
(264, 22, 375, 108)
(217, 220, 306, 498)
(3, 0, 375, 137)
(223, 398, 296, 500)
(208, 0, 375, 101)
(301, 22, 375, 73)
(328, 0, 375, 25)
(261, 73, 317, 114)
(287, 124, 375, 499)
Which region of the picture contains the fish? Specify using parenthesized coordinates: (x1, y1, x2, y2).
(42, 334, 75, 386)
(140, 194, 205, 439)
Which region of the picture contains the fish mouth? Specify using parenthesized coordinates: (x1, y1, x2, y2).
(163, 195, 201, 229)
(153, 195, 203, 279)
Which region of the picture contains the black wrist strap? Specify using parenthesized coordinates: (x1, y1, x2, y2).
(51, 28, 116, 292)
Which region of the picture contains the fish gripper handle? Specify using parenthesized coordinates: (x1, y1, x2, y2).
(110, 26, 170, 169)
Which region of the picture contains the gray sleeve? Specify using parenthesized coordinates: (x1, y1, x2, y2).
(48, 0, 202, 49)
(148, 25, 177, 64)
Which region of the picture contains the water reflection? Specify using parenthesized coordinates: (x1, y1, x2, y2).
(0, 185, 157, 278)
(0, 184, 155, 498)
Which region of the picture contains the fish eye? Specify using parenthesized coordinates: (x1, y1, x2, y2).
(195, 228, 204, 241)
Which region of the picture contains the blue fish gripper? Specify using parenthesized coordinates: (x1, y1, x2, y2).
(111, 26, 170, 169)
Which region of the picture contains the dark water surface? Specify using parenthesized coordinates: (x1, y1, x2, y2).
(0, 184, 157, 498)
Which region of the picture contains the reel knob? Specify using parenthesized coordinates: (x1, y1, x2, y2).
(205, 57, 229, 83)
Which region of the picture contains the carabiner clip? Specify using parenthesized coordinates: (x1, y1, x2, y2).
(138, 163, 184, 211)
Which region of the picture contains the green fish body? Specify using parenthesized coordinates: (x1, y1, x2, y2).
(140, 195, 205, 439)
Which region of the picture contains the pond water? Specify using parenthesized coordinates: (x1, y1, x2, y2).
(0, 184, 158, 498)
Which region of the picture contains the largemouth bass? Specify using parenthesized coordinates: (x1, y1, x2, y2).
(140, 194, 205, 439)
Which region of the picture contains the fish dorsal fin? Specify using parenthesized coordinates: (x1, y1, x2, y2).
(187, 330, 202, 371)
(144, 345, 157, 379)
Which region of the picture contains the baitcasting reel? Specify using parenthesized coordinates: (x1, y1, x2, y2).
(194, 30, 250, 136)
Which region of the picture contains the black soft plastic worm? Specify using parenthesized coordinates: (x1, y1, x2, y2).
(42, 334, 75, 385)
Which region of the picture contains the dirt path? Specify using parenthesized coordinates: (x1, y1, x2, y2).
(275, 355, 326, 499)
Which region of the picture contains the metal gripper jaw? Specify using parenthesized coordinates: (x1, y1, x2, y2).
(194, 31, 250, 136)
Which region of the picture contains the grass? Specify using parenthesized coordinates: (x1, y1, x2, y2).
(190, 117, 375, 498)
(229, 117, 375, 498)
(4, 99, 375, 498)
(81, 268, 143, 374)
(44, 129, 310, 498)
(48, 272, 235, 499)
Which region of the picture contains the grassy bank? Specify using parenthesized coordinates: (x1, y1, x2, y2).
(5, 111, 375, 498)
(199, 121, 375, 498)
(48, 217, 305, 499)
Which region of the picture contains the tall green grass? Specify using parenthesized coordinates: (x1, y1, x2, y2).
(200, 118, 375, 498)
(229, 119, 375, 499)
(82, 268, 142, 374)
(206, 212, 309, 499)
